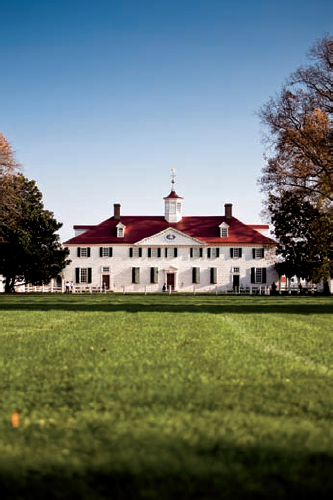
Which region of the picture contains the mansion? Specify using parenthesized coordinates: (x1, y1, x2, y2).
(63, 180, 278, 293)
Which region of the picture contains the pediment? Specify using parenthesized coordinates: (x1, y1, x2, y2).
(135, 228, 204, 246)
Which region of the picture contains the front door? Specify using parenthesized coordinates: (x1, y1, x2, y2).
(167, 273, 175, 291)
(102, 275, 110, 290)
(233, 274, 240, 291)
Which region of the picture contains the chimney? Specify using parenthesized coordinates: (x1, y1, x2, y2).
(224, 203, 232, 219)
(113, 203, 121, 220)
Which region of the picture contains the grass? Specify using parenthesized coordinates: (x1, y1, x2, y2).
(0, 294, 332, 499)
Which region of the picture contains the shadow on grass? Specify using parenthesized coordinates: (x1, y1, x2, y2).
(0, 294, 332, 315)
(1, 442, 332, 499)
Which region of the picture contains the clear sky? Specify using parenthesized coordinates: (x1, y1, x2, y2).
(2, 0, 332, 241)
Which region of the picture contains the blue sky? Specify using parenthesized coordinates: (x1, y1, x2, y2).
(2, 0, 332, 241)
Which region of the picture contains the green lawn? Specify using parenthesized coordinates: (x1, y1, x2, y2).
(1, 294, 332, 499)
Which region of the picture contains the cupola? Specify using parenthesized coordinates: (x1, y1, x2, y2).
(164, 168, 183, 223)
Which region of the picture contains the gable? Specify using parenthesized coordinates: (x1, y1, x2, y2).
(136, 227, 204, 246)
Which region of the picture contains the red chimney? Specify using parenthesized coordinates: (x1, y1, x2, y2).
(224, 203, 232, 219)
(114, 203, 121, 220)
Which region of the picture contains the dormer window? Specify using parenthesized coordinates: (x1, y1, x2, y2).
(116, 222, 126, 238)
(219, 222, 229, 238)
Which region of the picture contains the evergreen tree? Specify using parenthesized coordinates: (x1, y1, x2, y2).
(1, 174, 70, 292)
(268, 191, 331, 290)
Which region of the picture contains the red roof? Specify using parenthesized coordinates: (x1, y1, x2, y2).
(163, 190, 184, 199)
(65, 216, 276, 245)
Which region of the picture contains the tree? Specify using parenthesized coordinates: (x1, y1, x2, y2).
(1, 174, 70, 293)
(258, 36, 332, 206)
(268, 191, 331, 290)
(0, 133, 21, 241)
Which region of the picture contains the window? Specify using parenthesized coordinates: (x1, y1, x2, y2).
(169, 202, 176, 214)
(190, 248, 203, 258)
(192, 267, 200, 284)
(207, 248, 220, 259)
(165, 247, 178, 258)
(251, 268, 267, 284)
(132, 267, 140, 284)
(252, 248, 264, 259)
(150, 267, 158, 284)
(99, 247, 113, 257)
(77, 247, 91, 258)
(75, 267, 92, 284)
(219, 222, 229, 238)
(148, 248, 162, 258)
(116, 223, 126, 238)
(233, 267, 240, 273)
(210, 267, 217, 284)
(230, 248, 242, 258)
(101, 266, 110, 273)
(129, 248, 142, 258)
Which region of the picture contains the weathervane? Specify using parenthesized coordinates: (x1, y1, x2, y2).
(170, 168, 176, 191)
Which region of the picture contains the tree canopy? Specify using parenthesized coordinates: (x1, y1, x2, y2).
(0, 133, 22, 240)
(258, 36, 332, 206)
(268, 191, 331, 285)
(1, 174, 70, 293)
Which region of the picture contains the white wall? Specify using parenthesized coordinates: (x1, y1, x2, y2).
(64, 244, 278, 292)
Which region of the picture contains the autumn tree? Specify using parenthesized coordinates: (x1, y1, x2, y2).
(1, 174, 70, 293)
(0, 133, 22, 242)
(258, 36, 332, 206)
(258, 36, 332, 291)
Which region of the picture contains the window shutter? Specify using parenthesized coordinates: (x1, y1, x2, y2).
(192, 267, 200, 284)
(87, 248, 91, 258)
(216, 248, 220, 258)
(251, 268, 255, 284)
(139, 248, 142, 258)
(75, 268, 80, 284)
(148, 248, 152, 258)
(262, 268, 267, 283)
(100, 247, 103, 257)
(199, 248, 203, 258)
(210, 267, 217, 284)
(157, 248, 161, 258)
(129, 248, 133, 258)
(252, 248, 256, 259)
(239, 248, 242, 258)
(190, 248, 193, 258)
(150, 267, 158, 284)
(109, 247, 113, 257)
(165, 248, 168, 258)
(207, 248, 211, 258)
(230, 248, 233, 258)
(88, 268, 92, 283)
(174, 248, 178, 258)
(77, 247, 81, 258)
(261, 248, 265, 258)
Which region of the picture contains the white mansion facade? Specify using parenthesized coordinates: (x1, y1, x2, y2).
(63, 181, 278, 293)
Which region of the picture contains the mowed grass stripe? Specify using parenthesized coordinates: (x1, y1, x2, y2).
(224, 315, 333, 375)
